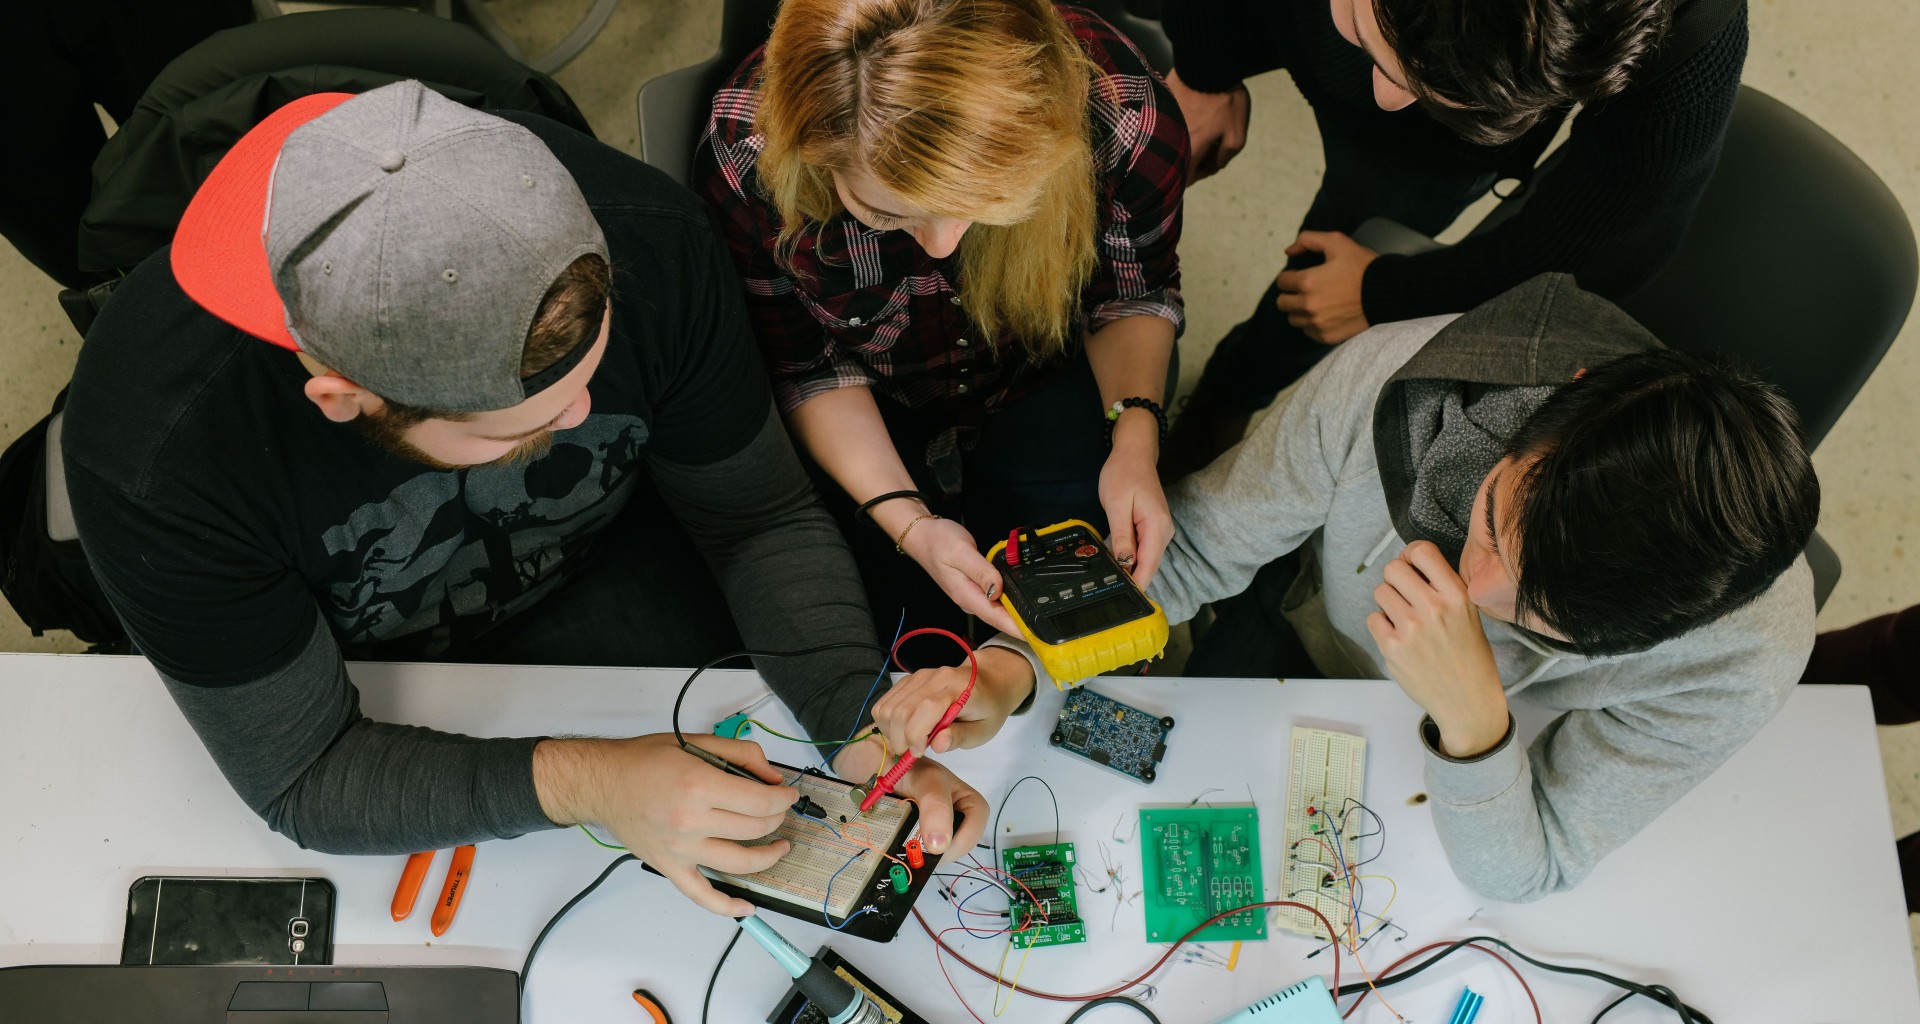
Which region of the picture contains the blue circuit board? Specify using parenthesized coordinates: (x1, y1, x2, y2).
(1048, 687, 1172, 784)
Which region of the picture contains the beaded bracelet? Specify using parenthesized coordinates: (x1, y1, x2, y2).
(1105, 397, 1168, 446)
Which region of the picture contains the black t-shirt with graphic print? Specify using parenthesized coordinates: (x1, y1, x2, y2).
(67, 119, 767, 679)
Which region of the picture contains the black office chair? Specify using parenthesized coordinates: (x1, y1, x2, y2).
(1351, 86, 1918, 612)
(1614, 89, 1916, 451)
(635, 0, 778, 191)
(635, 0, 1170, 188)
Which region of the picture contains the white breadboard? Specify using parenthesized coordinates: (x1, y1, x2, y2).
(1277, 726, 1368, 940)
(701, 767, 914, 920)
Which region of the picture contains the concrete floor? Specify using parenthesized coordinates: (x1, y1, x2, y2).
(2, 0, 1916, 974)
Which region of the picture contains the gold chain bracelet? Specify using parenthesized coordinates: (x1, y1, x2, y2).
(893, 512, 943, 554)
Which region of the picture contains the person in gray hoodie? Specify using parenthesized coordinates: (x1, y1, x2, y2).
(868, 273, 1820, 902)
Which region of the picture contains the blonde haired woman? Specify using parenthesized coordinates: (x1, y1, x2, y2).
(695, 0, 1187, 732)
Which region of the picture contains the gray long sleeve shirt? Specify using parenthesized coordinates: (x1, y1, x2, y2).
(1151, 279, 1815, 901)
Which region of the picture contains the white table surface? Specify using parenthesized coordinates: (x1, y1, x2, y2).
(1, 652, 1914, 1024)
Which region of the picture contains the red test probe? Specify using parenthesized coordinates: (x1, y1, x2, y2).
(857, 627, 978, 812)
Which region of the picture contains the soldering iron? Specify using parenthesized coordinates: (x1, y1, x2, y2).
(735, 916, 888, 1024)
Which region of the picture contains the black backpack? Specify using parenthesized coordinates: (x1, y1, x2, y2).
(0, 393, 126, 647)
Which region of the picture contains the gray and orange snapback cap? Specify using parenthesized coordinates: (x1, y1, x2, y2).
(172, 80, 608, 412)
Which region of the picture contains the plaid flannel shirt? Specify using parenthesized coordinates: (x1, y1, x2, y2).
(693, 5, 1188, 492)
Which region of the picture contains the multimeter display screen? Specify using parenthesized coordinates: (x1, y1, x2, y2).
(1043, 593, 1145, 640)
(998, 526, 1155, 645)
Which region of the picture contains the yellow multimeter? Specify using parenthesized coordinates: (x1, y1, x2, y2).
(986, 520, 1169, 687)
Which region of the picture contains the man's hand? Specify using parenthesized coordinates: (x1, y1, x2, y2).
(900, 516, 1022, 635)
(1275, 231, 1378, 345)
(532, 733, 796, 916)
(830, 739, 988, 857)
(868, 646, 1037, 759)
(1365, 541, 1510, 758)
(1166, 70, 1251, 182)
(1100, 411, 1173, 587)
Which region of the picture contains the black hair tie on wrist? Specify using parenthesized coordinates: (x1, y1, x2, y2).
(1105, 397, 1168, 447)
(854, 489, 929, 526)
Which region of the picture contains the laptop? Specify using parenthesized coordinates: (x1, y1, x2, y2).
(0, 964, 518, 1022)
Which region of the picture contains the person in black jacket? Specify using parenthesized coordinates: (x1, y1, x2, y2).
(1160, 0, 1746, 474)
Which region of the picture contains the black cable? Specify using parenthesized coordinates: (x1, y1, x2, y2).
(1591, 990, 1635, 1024)
(701, 927, 745, 1024)
(1063, 996, 1163, 1023)
(991, 775, 1062, 868)
(930, 871, 1015, 898)
(1646, 984, 1693, 1022)
(1332, 935, 1712, 1024)
(671, 642, 884, 745)
(518, 853, 640, 1009)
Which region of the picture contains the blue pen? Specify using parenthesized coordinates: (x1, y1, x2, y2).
(1448, 986, 1484, 1024)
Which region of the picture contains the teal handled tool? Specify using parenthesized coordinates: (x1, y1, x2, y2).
(1448, 986, 1485, 1024)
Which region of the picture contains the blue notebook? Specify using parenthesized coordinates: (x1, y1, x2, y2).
(1209, 976, 1342, 1024)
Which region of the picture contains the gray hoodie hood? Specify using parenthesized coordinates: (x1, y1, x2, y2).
(1371, 273, 1663, 563)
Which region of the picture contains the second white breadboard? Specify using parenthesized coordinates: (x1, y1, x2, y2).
(1277, 726, 1368, 940)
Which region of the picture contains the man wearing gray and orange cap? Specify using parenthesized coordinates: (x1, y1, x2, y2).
(61, 81, 985, 915)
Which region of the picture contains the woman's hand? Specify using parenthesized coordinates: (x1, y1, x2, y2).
(1099, 411, 1174, 587)
(899, 516, 1022, 635)
(831, 736, 987, 857)
(868, 646, 1037, 758)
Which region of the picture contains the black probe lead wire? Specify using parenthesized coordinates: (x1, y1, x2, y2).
(671, 642, 885, 746)
(518, 641, 892, 1022)
(991, 775, 1062, 869)
(1063, 996, 1163, 1023)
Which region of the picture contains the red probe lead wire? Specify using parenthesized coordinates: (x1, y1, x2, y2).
(857, 627, 979, 812)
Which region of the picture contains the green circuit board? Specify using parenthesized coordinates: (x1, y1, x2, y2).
(1002, 843, 1086, 948)
(1139, 806, 1266, 942)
